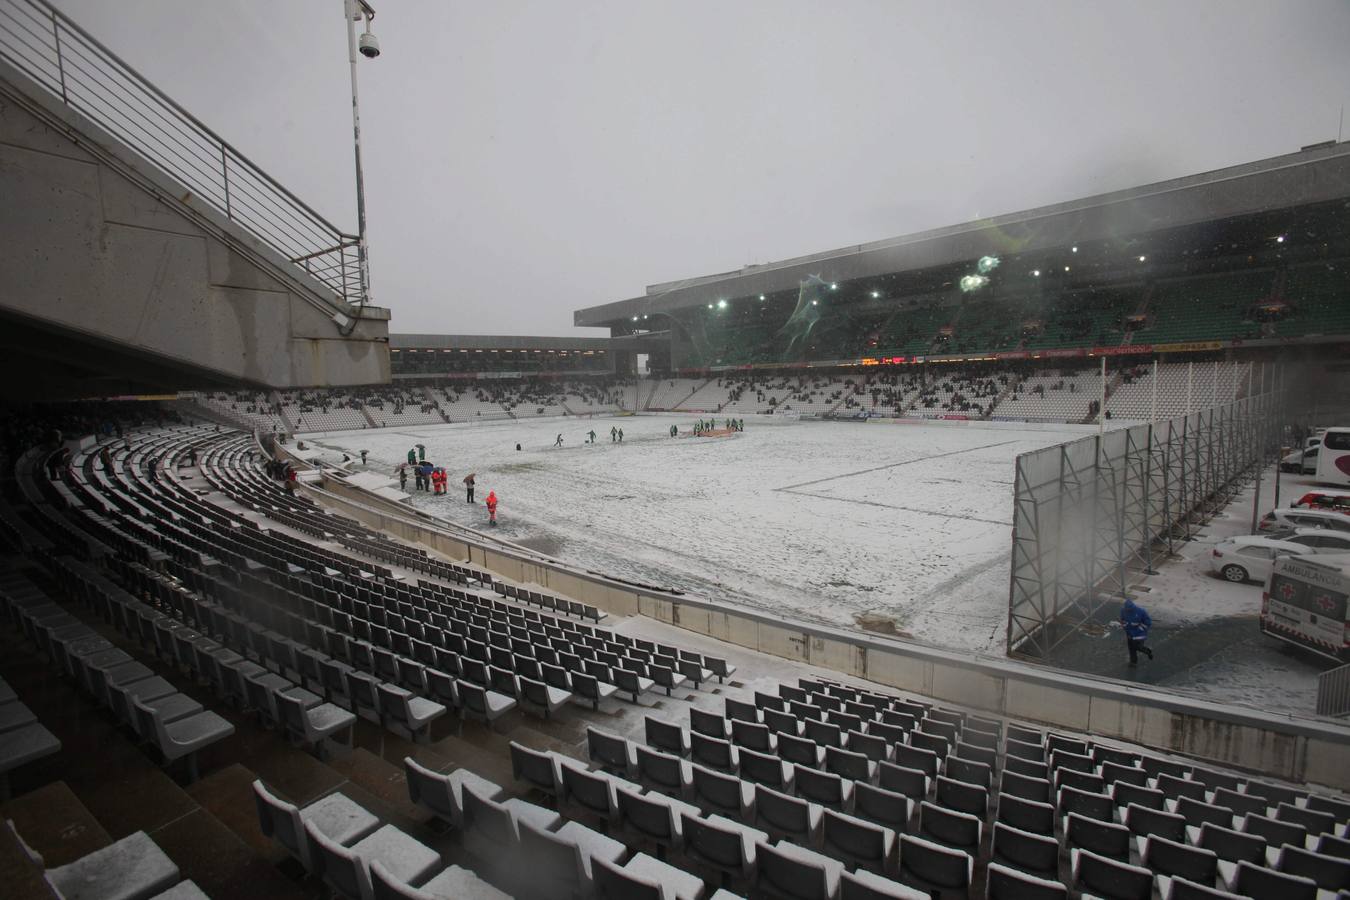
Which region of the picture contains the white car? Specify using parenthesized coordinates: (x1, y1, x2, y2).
(1209, 536, 1313, 584)
(1259, 507, 1350, 533)
(1264, 527, 1350, 554)
(1281, 446, 1317, 473)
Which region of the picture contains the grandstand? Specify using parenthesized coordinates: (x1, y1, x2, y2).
(3, 418, 1349, 900)
(181, 358, 1271, 428)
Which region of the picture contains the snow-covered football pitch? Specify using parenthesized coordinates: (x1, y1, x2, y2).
(307, 414, 1082, 654)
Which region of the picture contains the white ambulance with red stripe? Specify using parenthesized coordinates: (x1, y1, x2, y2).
(1261, 554, 1350, 661)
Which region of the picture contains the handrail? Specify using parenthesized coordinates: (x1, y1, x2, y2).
(1318, 663, 1350, 718)
(0, 0, 362, 308)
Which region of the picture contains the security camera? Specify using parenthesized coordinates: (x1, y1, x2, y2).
(358, 31, 380, 58)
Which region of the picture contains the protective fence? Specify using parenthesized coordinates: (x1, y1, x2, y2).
(1007, 392, 1279, 658)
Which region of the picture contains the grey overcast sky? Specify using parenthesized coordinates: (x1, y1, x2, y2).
(53, 0, 1350, 336)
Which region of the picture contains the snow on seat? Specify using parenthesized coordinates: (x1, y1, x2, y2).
(621, 851, 708, 900)
(0, 722, 61, 793)
(43, 830, 180, 900)
(307, 822, 441, 900)
(253, 779, 380, 873)
(371, 860, 511, 900)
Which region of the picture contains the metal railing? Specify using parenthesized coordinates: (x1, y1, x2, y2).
(1317, 663, 1350, 718)
(0, 0, 362, 307)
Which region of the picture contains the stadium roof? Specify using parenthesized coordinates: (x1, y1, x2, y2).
(574, 140, 1350, 327)
(391, 334, 613, 351)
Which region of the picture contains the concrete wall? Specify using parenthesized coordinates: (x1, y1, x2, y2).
(0, 60, 389, 389)
(294, 458, 1350, 792)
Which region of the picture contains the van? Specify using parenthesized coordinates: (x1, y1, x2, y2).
(1261, 554, 1350, 661)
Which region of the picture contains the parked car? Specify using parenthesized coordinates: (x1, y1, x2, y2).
(1259, 507, 1350, 533)
(1210, 536, 1313, 583)
(1291, 490, 1350, 513)
(1280, 445, 1318, 474)
(1263, 527, 1350, 554)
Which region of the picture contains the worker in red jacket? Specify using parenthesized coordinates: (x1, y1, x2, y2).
(486, 490, 498, 526)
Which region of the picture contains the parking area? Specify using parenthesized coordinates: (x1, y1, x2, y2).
(1047, 466, 1340, 715)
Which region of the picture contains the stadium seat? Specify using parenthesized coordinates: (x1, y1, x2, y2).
(1123, 802, 1187, 842)
(1218, 860, 1317, 900)
(275, 690, 357, 757)
(637, 745, 692, 796)
(897, 833, 972, 898)
(403, 758, 503, 828)
(371, 861, 509, 900)
(991, 821, 1059, 877)
(821, 808, 896, 875)
(510, 741, 563, 799)
(755, 840, 842, 900)
(646, 716, 691, 757)
(793, 763, 851, 810)
(919, 801, 981, 853)
(584, 727, 633, 774)
(852, 782, 913, 832)
(1070, 848, 1152, 900)
(253, 780, 380, 873)
(840, 868, 929, 900)
(307, 821, 441, 900)
(615, 785, 696, 855)
(1189, 822, 1266, 865)
(1269, 843, 1350, 891)
(1141, 835, 1219, 884)
(689, 763, 753, 819)
(754, 784, 822, 845)
(41, 831, 181, 900)
(1064, 811, 1130, 860)
(516, 817, 628, 900)
(680, 812, 762, 882)
(878, 762, 929, 801)
(984, 862, 1067, 900)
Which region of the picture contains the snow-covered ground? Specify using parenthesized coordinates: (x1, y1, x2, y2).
(306, 415, 1080, 653)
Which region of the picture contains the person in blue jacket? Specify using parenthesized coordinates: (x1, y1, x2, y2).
(1120, 597, 1155, 666)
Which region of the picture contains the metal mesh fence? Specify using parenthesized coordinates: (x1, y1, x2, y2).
(1007, 392, 1278, 658)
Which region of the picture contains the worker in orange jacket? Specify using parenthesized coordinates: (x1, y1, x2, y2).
(486, 490, 498, 526)
(432, 468, 445, 495)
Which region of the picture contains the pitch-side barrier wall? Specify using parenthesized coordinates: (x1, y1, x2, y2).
(282, 448, 1350, 791)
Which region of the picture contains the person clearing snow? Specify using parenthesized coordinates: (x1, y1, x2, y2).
(486, 490, 498, 526)
(1119, 597, 1154, 666)
(554, 434, 564, 447)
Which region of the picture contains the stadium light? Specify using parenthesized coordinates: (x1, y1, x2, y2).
(1064, 266, 1070, 272)
(1138, 255, 1147, 262)
(707, 304, 714, 309)
(717, 299, 728, 309)
(341, 0, 379, 335)
(811, 299, 818, 305)
(1276, 235, 1286, 243)
(830, 283, 838, 290)
(631, 316, 638, 321)
(1071, 246, 1078, 253)
(871, 290, 881, 299)
(1032, 269, 1041, 277)
(758, 294, 766, 301)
